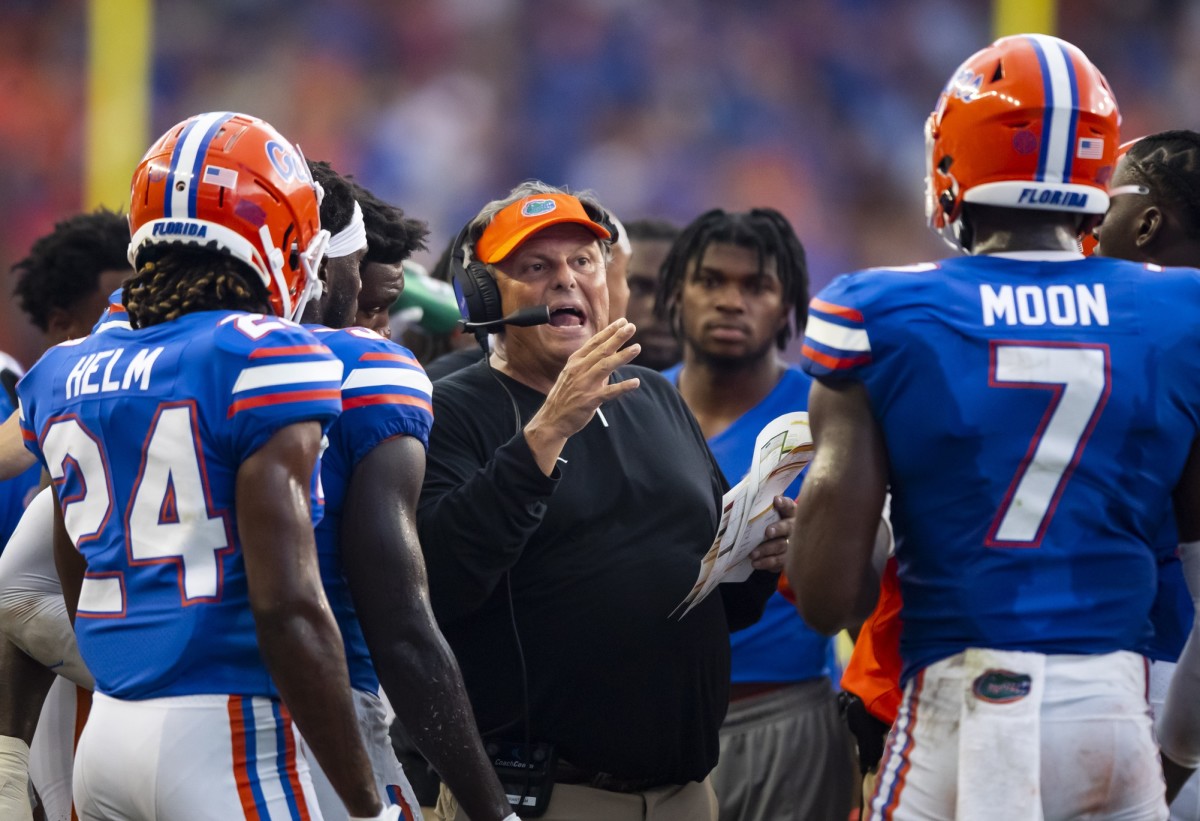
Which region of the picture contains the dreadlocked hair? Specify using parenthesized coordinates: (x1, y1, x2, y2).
(123, 246, 271, 329)
(655, 208, 809, 349)
(308, 160, 357, 234)
(1124, 130, 1200, 240)
(345, 179, 430, 265)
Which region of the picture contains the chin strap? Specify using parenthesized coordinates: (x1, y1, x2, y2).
(289, 228, 331, 322)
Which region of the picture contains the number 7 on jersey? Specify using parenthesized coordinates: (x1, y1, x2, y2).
(986, 341, 1111, 547)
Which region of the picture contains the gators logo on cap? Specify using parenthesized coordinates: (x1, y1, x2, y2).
(972, 669, 1032, 704)
(521, 198, 557, 218)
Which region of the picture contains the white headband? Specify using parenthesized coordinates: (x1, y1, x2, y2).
(326, 200, 367, 259)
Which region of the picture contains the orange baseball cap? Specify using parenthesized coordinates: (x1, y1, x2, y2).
(476, 193, 611, 264)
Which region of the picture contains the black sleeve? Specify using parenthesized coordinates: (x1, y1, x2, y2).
(417, 376, 559, 625)
(720, 568, 779, 632)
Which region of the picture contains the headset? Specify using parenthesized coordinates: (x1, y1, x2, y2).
(449, 220, 505, 333)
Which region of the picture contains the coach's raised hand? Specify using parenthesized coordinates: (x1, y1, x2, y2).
(523, 318, 641, 475)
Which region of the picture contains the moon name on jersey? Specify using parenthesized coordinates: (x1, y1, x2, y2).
(64, 347, 164, 400)
(980, 283, 1108, 327)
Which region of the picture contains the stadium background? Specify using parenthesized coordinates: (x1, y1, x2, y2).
(0, 0, 1196, 367)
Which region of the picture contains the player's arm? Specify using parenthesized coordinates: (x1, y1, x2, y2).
(1159, 435, 1200, 802)
(237, 421, 383, 820)
(0, 501, 63, 728)
(341, 434, 514, 821)
(0, 411, 37, 482)
(0, 501, 62, 805)
(50, 484, 85, 625)
(0, 487, 94, 688)
(0, 490, 68, 821)
(787, 378, 888, 635)
(0, 481, 88, 818)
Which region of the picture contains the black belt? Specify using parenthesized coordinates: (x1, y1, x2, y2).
(554, 760, 670, 793)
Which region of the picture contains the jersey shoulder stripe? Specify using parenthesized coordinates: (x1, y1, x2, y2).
(206, 317, 343, 418)
(341, 393, 432, 413)
(248, 344, 330, 360)
(810, 296, 864, 322)
(360, 351, 420, 366)
(228, 388, 342, 418)
(342, 365, 432, 394)
(90, 287, 130, 335)
(314, 330, 434, 455)
(314, 330, 433, 412)
(802, 295, 874, 374)
(232, 361, 344, 394)
(341, 357, 433, 415)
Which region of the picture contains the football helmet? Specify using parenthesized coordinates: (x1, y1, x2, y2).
(925, 34, 1121, 251)
(127, 112, 329, 320)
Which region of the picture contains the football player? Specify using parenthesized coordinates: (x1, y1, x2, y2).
(0, 209, 131, 820)
(834, 131, 1200, 817)
(1098, 130, 1200, 811)
(298, 162, 515, 821)
(300, 165, 516, 820)
(17, 112, 390, 820)
(345, 180, 428, 339)
(790, 35, 1186, 819)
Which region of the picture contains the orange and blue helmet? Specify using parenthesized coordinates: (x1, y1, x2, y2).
(127, 112, 329, 320)
(925, 34, 1121, 251)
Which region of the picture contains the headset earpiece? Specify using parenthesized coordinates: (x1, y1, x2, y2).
(582, 202, 618, 246)
(450, 221, 504, 327)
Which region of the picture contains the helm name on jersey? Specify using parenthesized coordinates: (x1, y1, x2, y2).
(1016, 189, 1090, 209)
(980, 284, 1109, 327)
(152, 221, 208, 238)
(65, 347, 164, 401)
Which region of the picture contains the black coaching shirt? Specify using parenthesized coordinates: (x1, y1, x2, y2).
(417, 359, 775, 785)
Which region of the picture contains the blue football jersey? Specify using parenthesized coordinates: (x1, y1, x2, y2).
(801, 253, 1200, 680)
(307, 326, 434, 693)
(90, 287, 131, 335)
(661, 364, 834, 683)
(18, 311, 343, 699)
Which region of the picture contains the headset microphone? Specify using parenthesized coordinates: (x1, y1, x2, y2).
(459, 305, 551, 333)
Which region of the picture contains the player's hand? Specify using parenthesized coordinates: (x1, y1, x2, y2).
(749, 496, 795, 572)
(535, 318, 641, 439)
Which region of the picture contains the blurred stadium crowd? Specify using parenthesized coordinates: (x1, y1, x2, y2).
(1, 0, 1197, 365)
